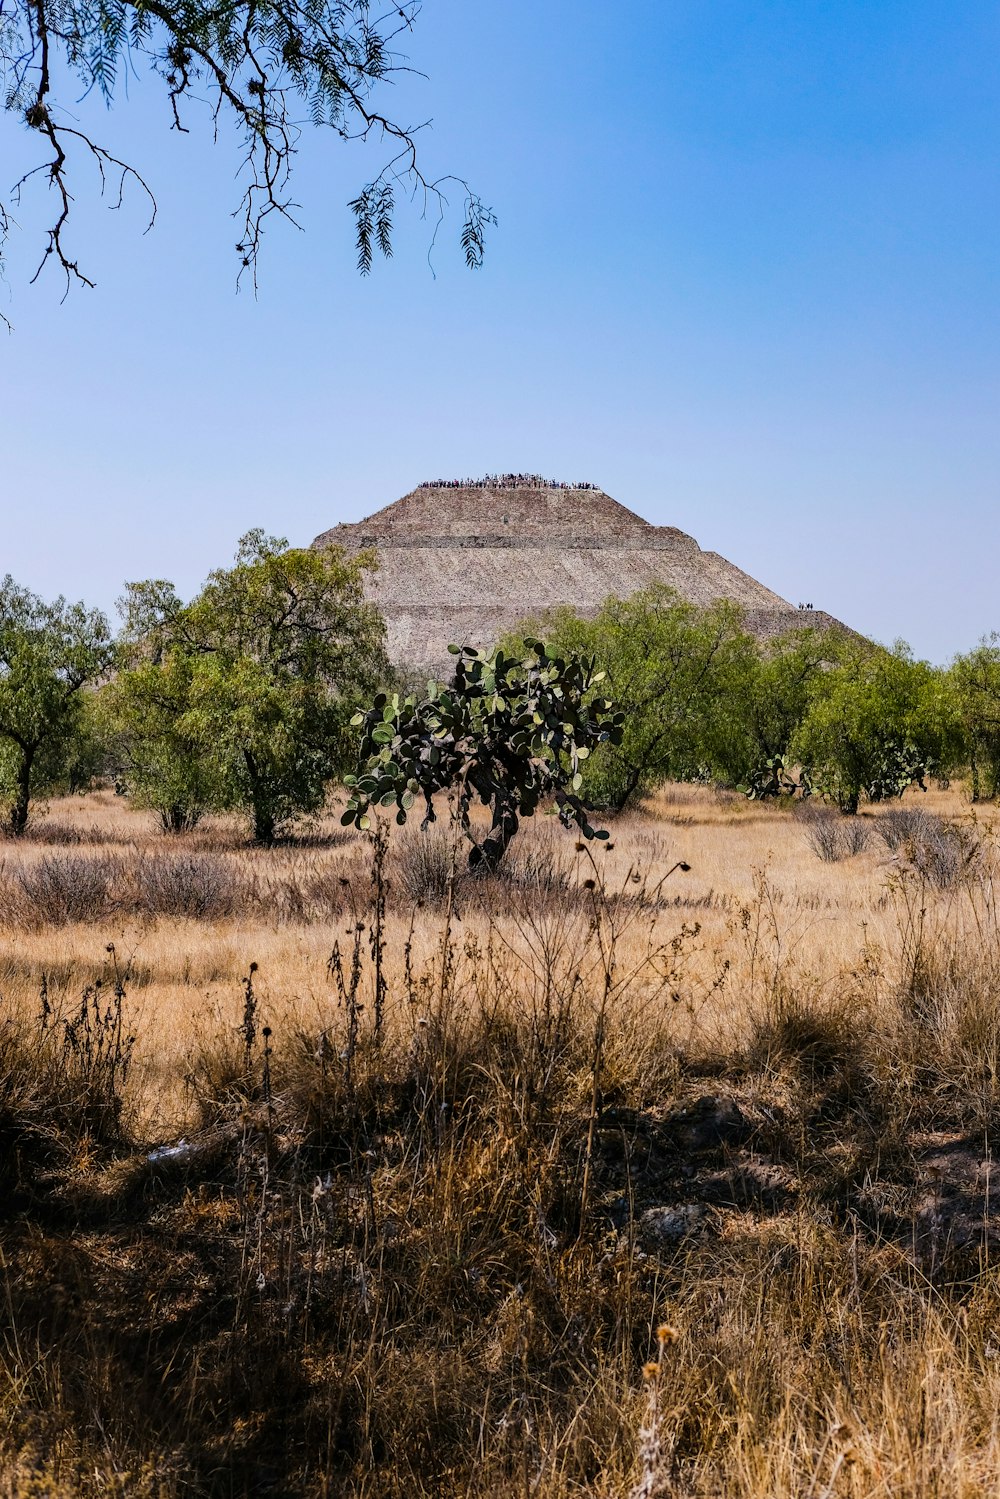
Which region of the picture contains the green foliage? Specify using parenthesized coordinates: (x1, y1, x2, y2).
(741, 754, 810, 802)
(508, 590, 972, 819)
(0, 578, 113, 834)
(98, 652, 221, 832)
(1, 0, 491, 308)
(342, 641, 624, 871)
(108, 532, 389, 842)
(949, 638, 1000, 801)
(790, 642, 961, 814)
(61, 691, 115, 795)
(516, 587, 756, 809)
(711, 626, 840, 793)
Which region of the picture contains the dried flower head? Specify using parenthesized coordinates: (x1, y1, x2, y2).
(657, 1323, 679, 1345)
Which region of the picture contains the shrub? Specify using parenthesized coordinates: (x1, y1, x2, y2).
(0, 819, 129, 847)
(0, 852, 125, 926)
(395, 825, 457, 905)
(839, 818, 873, 857)
(802, 808, 871, 862)
(877, 808, 983, 890)
(503, 841, 572, 898)
(130, 853, 252, 920)
(910, 824, 980, 890)
(877, 807, 935, 851)
(394, 822, 576, 910)
(1, 970, 135, 1184)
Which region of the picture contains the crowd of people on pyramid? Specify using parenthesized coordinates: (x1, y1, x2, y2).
(417, 474, 599, 491)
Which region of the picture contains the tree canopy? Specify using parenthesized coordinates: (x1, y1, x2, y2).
(790, 641, 962, 814)
(1, 0, 493, 304)
(948, 637, 1000, 802)
(0, 576, 113, 833)
(710, 623, 841, 796)
(106, 530, 389, 841)
(512, 592, 969, 817)
(518, 588, 756, 810)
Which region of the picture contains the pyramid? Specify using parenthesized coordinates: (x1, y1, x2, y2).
(312, 477, 843, 673)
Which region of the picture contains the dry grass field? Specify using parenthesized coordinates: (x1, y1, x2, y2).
(3, 782, 1000, 1496)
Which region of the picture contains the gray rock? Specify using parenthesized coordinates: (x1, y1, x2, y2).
(639, 1203, 707, 1245)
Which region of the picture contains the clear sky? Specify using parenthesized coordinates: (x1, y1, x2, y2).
(2, 0, 998, 662)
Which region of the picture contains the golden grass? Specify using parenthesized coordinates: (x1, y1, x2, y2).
(2, 782, 1000, 1495)
(0, 784, 978, 1130)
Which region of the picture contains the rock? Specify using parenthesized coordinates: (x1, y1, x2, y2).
(639, 1203, 707, 1246)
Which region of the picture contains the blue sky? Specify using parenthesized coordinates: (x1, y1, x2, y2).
(2, 0, 998, 661)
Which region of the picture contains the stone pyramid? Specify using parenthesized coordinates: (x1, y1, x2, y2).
(312, 477, 842, 673)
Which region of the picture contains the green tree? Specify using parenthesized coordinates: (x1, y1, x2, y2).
(949, 638, 1000, 801)
(1, 0, 492, 310)
(98, 650, 220, 832)
(0, 577, 113, 834)
(342, 641, 623, 872)
(111, 532, 389, 842)
(707, 624, 843, 793)
(790, 642, 960, 814)
(521, 587, 755, 810)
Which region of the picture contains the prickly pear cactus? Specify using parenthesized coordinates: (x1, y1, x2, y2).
(342, 640, 624, 870)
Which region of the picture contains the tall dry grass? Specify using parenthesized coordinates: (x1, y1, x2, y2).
(1, 785, 999, 1495)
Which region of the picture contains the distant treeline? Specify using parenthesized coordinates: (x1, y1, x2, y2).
(506, 587, 1000, 816)
(3, 539, 1000, 842)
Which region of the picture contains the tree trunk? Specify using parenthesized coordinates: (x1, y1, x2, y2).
(160, 803, 199, 834)
(243, 748, 275, 845)
(611, 763, 646, 813)
(252, 800, 276, 846)
(970, 744, 981, 803)
(468, 797, 519, 874)
(8, 745, 33, 837)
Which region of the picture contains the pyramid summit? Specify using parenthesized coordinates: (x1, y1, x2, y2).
(312, 477, 843, 672)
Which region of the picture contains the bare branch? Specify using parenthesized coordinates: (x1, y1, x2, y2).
(0, 0, 491, 300)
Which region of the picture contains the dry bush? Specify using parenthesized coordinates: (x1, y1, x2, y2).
(0, 848, 363, 929)
(0, 972, 135, 1190)
(0, 852, 126, 925)
(800, 805, 871, 862)
(839, 815, 873, 856)
(131, 852, 255, 919)
(0, 818, 132, 846)
(0, 849, 253, 926)
(878, 805, 937, 850)
(909, 822, 981, 891)
(394, 822, 456, 904)
(393, 822, 573, 910)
